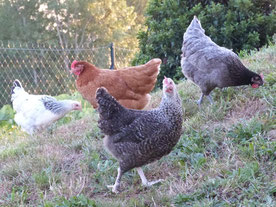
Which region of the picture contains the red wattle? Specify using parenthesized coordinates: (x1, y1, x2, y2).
(71, 60, 78, 69)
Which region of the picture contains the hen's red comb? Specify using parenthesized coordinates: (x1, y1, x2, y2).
(71, 60, 78, 69)
(164, 76, 168, 84)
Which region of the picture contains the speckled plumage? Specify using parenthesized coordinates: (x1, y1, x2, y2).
(96, 77, 183, 192)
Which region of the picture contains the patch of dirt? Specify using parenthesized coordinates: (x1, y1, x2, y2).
(208, 99, 268, 130)
(267, 130, 276, 141)
(226, 99, 267, 121)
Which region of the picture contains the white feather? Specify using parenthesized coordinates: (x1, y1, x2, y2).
(11, 81, 81, 135)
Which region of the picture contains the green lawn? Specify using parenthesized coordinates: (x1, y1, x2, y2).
(0, 44, 275, 207)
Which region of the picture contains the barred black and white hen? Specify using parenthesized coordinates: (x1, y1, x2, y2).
(96, 76, 183, 193)
(11, 79, 82, 135)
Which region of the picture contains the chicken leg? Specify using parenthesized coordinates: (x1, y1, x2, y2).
(197, 93, 214, 105)
(197, 94, 204, 105)
(137, 167, 164, 187)
(107, 167, 122, 193)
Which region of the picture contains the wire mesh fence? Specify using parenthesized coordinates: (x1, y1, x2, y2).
(0, 42, 136, 108)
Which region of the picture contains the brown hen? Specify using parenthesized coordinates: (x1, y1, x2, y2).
(71, 59, 161, 109)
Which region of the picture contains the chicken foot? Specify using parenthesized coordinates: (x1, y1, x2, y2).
(107, 167, 163, 193)
(197, 93, 214, 105)
(137, 167, 164, 187)
(107, 167, 122, 193)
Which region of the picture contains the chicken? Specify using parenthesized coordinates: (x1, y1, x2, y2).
(70, 58, 160, 109)
(181, 16, 264, 105)
(11, 80, 82, 135)
(96, 76, 183, 193)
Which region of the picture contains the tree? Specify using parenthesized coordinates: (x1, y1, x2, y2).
(133, 0, 276, 87)
(127, 0, 148, 25)
(0, 0, 52, 42)
(41, 0, 145, 68)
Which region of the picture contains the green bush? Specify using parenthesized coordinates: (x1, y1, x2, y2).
(133, 0, 276, 87)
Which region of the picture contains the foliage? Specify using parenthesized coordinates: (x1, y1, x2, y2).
(0, 0, 53, 42)
(133, 0, 276, 87)
(0, 0, 148, 70)
(173, 161, 275, 206)
(0, 104, 15, 128)
(51, 195, 97, 207)
(42, 195, 97, 207)
(0, 0, 147, 49)
(127, 0, 148, 24)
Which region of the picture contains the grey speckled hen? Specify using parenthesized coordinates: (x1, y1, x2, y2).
(181, 16, 264, 105)
(96, 77, 183, 193)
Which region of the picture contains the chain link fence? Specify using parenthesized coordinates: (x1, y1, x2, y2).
(0, 42, 136, 108)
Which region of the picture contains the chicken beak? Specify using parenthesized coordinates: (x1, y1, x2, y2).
(260, 73, 264, 83)
(76, 104, 82, 111)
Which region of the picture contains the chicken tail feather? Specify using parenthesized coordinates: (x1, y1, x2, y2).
(11, 79, 24, 103)
(96, 87, 125, 120)
(11, 79, 22, 94)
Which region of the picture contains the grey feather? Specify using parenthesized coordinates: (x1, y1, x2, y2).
(41, 96, 66, 114)
(181, 16, 263, 101)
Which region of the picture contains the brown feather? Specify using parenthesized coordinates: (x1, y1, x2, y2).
(73, 59, 160, 109)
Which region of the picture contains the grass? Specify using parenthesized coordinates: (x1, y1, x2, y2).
(0, 44, 275, 206)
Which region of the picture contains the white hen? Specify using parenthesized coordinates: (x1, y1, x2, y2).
(11, 79, 82, 134)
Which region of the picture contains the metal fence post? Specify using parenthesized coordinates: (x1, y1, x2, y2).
(109, 42, 115, 69)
